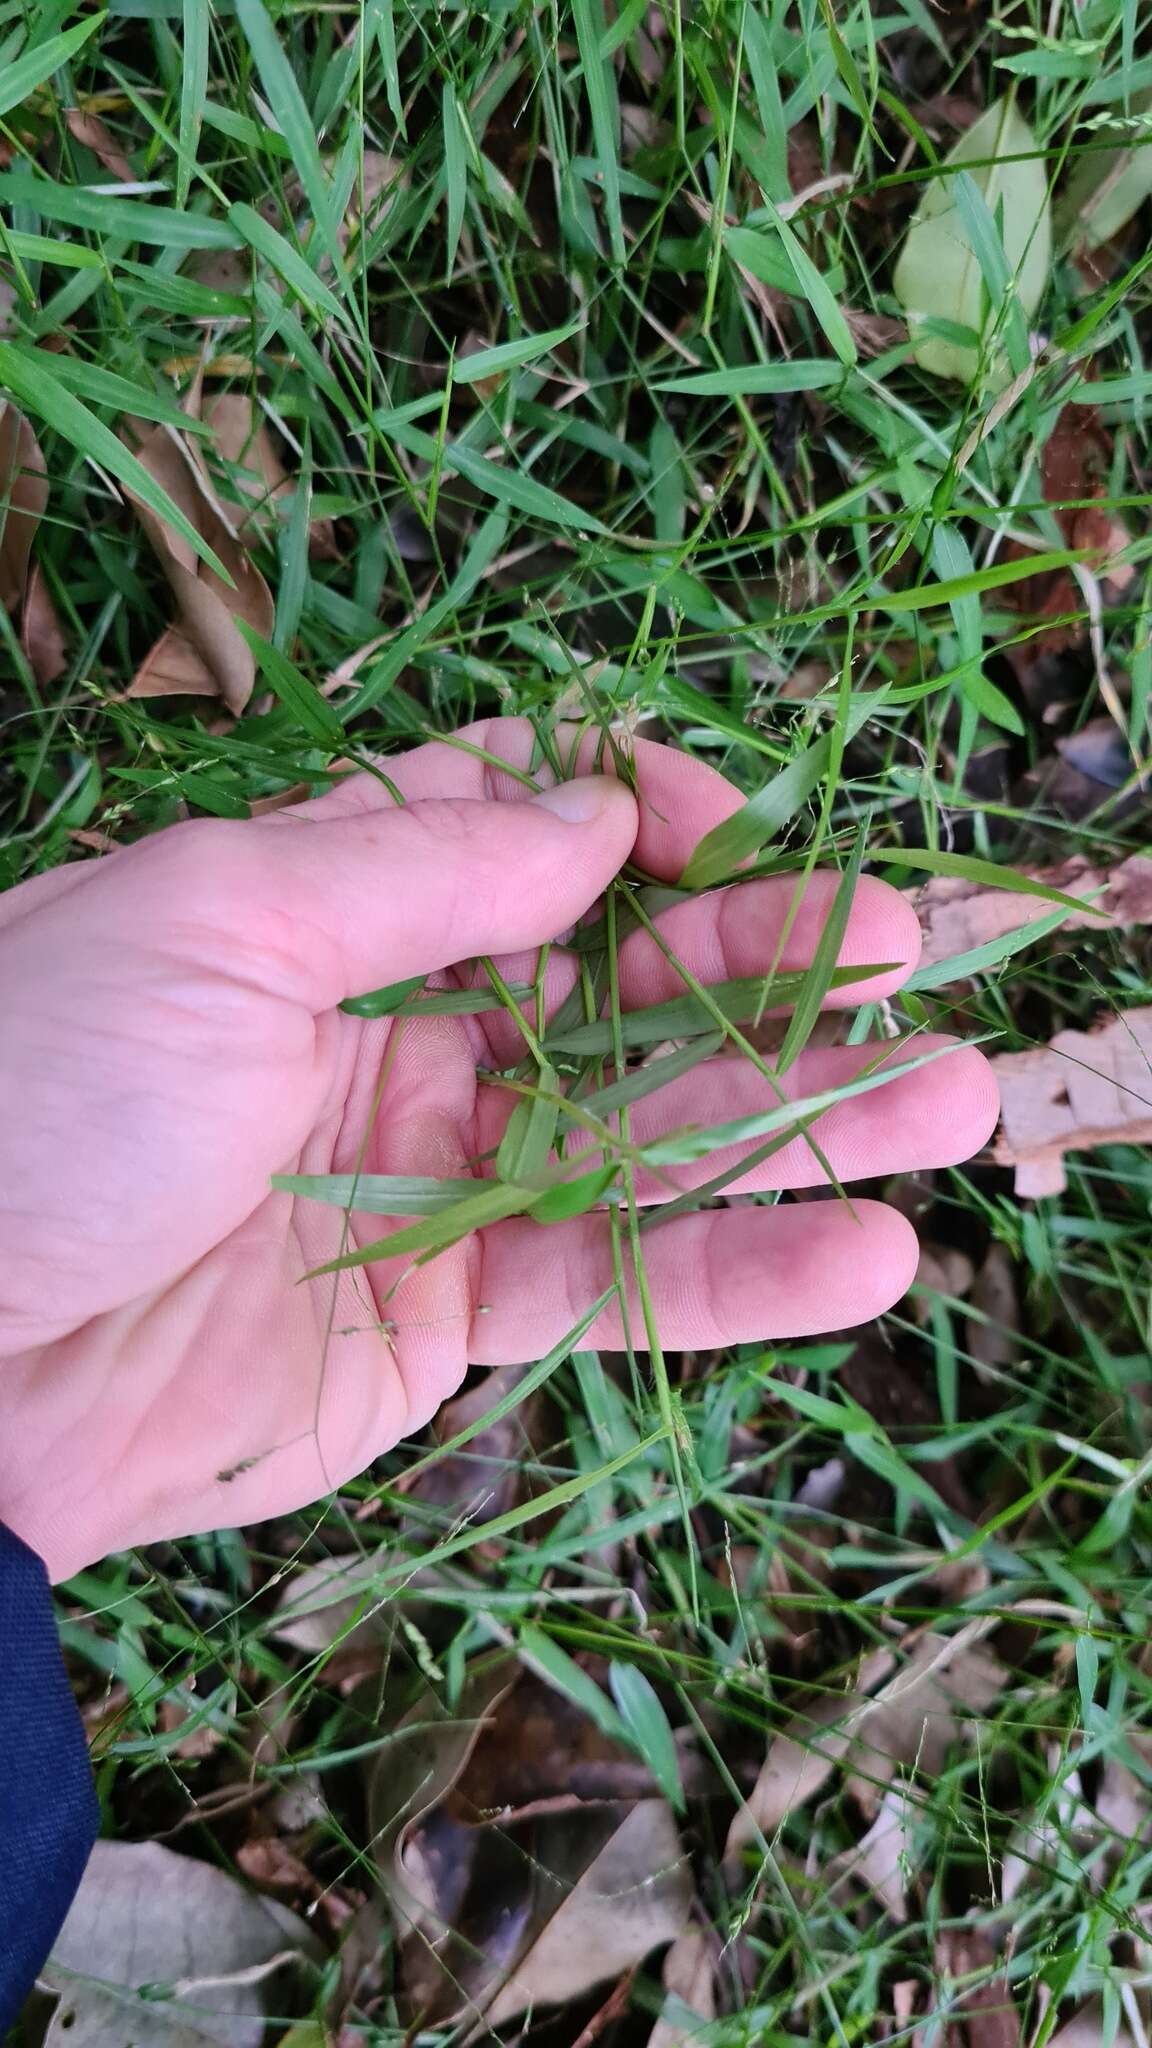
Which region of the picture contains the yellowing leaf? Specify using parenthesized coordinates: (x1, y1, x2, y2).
(894, 99, 1052, 385)
(1056, 95, 1152, 253)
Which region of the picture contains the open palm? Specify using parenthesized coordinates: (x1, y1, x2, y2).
(0, 720, 997, 1580)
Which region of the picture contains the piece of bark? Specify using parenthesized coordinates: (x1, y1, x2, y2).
(992, 1006, 1152, 1195)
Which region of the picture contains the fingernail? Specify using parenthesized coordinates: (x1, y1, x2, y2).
(531, 777, 610, 824)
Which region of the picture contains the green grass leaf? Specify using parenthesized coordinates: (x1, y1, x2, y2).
(545, 963, 898, 1058)
(681, 700, 878, 889)
(229, 200, 351, 330)
(882, 848, 1108, 913)
(774, 822, 867, 1074)
(757, 199, 858, 368)
(609, 1662, 684, 1809)
(273, 1172, 481, 1216)
(0, 171, 241, 248)
(0, 15, 107, 122)
(0, 340, 230, 581)
(177, 0, 209, 209)
(233, 0, 344, 279)
(453, 320, 584, 384)
(236, 624, 345, 746)
(441, 85, 468, 279)
(654, 359, 845, 396)
(572, 0, 625, 265)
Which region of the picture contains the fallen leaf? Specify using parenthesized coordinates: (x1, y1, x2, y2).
(1001, 398, 1130, 691)
(648, 1923, 717, 2048)
(41, 1839, 318, 2048)
(21, 559, 67, 684)
(202, 393, 337, 560)
(203, 392, 290, 541)
(894, 98, 1052, 385)
(825, 1779, 913, 1923)
(369, 1663, 690, 2028)
(480, 1801, 691, 2029)
(1057, 93, 1152, 253)
(992, 1006, 1152, 1195)
(271, 1549, 445, 1657)
(122, 408, 274, 714)
(843, 1632, 1007, 1820)
(909, 853, 1152, 971)
(724, 1648, 895, 1862)
(125, 623, 218, 700)
(726, 1631, 1007, 1869)
(64, 109, 133, 182)
(966, 1244, 1021, 1373)
(0, 402, 47, 613)
(1050, 2013, 1137, 2048)
(398, 1360, 548, 1533)
(913, 1242, 976, 1316)
(932, 1930, 1019, 2048)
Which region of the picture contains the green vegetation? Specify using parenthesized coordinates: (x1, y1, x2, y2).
(3, 1, 1152, 2042)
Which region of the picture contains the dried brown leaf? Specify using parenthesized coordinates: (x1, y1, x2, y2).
(399, 1361, 547, 1533)
(1051, 2009, 1137, 2048)
(843, 1632, 1007, 1819)
(21, 560, 67, 685)
(64, 109, 133, 181)
(724, 1649, 895, 1862)
(483, 1800, 690, 2029)
(932, 1931, 1019, 2048)
(647, 1923, 717, 2048)
(727, 1632, 1007, 1870)
(826, 1779, 914, 1923)
(41, 1840, 318, 2048)
(124, 624, 218, 701)
(369, 1666, 689, 2030)
(124, 415, 274, 714)
(0, 403, 47, 614)
(966, 1244, 1020, 1373)
(909, 854, 1152, 973)
(992, 1005, 1152, 1195)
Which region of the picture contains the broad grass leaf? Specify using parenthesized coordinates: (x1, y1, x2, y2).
(682, 699, 876, 888)
(544, 964, 895, 1058)
(21, 561, 67, 685)
(881, 847, 1107, 914)
(0, 171, 242, 249)
(654, 359, 845, 397)
(893, 99, 1052, 384)
(273, 1172, 481, 1215)
(236, 624, 344, 745)
(0, 16, 107, 122)
(609, 1661, 684, 1811)
(452, 320, 584, 384)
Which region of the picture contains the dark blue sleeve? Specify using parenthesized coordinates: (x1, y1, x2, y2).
(0, 1525, 99, 2033)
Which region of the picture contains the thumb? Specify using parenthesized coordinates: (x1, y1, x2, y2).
(256, 776, 639, 1007)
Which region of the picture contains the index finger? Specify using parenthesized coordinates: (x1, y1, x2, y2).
(291, 717, 746, 880)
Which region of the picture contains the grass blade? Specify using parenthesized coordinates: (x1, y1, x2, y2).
(0, 16, 106, 122)
(572, 0, 624, 265)
(681, 699, 878, 889)
(0, 341, 230, 580)
(233, 0, 343, 278)
(774, 822, 867, 1075)
(178, 0, 209, 209)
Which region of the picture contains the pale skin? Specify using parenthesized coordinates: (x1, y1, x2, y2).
(0, 721, 999, 1581)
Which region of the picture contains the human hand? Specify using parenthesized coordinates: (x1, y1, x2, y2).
(0, 721, 998, 1579)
